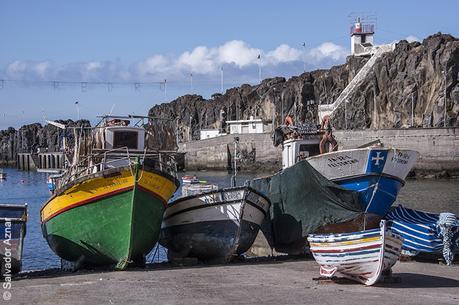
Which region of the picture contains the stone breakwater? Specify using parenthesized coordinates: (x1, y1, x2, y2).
(179, 128, 459, 177)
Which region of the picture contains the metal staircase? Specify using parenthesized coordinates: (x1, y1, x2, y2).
(318, 44, 394, 121)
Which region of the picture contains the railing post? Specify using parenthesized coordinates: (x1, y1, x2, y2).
(158, 153, 163, 171)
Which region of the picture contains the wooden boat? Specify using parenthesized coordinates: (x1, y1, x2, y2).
(279, 125, 418, 216)
(307, 147, 418, 216)
(160, 186, 271, 262)
(307, 220, 403, 286)
(40, 115, 179, 270)
(386, 205, 459, 265)
(0, 203, 27, 274)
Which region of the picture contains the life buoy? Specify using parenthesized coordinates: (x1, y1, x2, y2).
(319, 115, 338, 154)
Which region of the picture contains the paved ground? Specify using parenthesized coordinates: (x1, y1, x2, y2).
(8, 258, 459, 305)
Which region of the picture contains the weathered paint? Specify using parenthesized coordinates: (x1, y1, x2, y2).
(41, 165, 178, 269)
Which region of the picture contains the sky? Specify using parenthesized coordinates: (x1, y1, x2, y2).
(0, 0, 458, 129)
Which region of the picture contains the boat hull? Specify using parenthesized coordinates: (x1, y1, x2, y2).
(41, 165, 178, 269)
(308, 147, 419, 216)
(308, 220, 403, 286)
(386, 205, 459, 262)
(0, 204, 27, 274)
(160, 186, 270, 261)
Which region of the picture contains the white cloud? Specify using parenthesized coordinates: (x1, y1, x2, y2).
(176, 46, 217, 74)
(139, 55, 171, 75)
(266, 44, 302, 65)
(405, 35, 420, 43)
(2, 40, 349, 82)
(217, 40, 261, 67)
(308, 42, 348, 62)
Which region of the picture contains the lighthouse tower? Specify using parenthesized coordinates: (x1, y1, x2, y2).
(350, 18, 375, 56)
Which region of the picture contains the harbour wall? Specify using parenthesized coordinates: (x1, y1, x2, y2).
(178, 127, 459, 175)
(16, 152, 65, 171)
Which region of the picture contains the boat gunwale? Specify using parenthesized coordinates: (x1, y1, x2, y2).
(331, 172, 406, 185)
(306, 146, 419, 162)
(167, 185, 271, 208)
(40, 163, 179, 216)
(163, 195, 268, 222)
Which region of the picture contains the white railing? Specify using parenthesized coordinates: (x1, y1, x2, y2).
(318, 44, 394, 121)
(54, 147, 177, 192)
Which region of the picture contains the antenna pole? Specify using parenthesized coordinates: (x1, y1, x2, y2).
(258, 55, 261, 83)
(443, 70, 447, 127)
(220, 67, 224, 94)
(302, 42, 306, 72)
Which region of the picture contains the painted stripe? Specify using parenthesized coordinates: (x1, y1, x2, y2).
(42, 186, 133, 223)
(308, 230, 380, 241)
(41, 168, 177, 223)
(312, 248, 381, 258)
(137, 185, 167, 208)
(309, 236, 381, 247)
(311, 243, 381, 253)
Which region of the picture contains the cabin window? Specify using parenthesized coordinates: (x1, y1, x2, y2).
(299, 144, 320, 157)
(113, 131, 138, 149)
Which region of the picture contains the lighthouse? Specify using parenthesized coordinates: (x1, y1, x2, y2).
(350, 17, 375, 56)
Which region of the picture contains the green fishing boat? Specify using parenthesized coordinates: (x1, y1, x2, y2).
(41, 115, 179, 270)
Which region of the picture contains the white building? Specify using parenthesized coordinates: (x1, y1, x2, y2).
(200, 129, 223, 140)
(350, 18, 375, 56)
(226, 116, 264, 134)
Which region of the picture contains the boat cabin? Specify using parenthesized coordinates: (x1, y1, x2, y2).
(93, 118, 146, 152)
(103, 126, 145, 151)
(282, 136, 321, 169)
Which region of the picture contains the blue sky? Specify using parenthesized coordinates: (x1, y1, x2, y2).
(1, 0, 458, 129)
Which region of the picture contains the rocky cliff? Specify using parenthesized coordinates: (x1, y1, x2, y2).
(149, 33, 459, 140)
(0, 120, 90, 165)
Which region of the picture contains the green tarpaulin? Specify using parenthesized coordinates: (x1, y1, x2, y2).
(248, 160, 364, 254)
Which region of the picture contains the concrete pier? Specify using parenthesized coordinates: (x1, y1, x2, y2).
(12, 259, 459, 305)
(16, 152, 65, 172)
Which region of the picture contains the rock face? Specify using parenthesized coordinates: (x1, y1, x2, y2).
(149, 33, 459, 140)
(0, 120, 90, 165)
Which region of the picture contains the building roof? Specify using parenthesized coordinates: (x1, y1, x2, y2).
(226, 119, 263, 124)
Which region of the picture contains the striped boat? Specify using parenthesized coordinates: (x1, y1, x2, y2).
(386, 205, 459, 264)
(308, 220, 403, 286)
(160, 186, 270, 262)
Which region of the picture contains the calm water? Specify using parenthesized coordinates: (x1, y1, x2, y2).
(0, 168, 458, 271)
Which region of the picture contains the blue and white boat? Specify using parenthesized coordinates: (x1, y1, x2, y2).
(0, 203, 28, 274)
(306, 146, 418, 216)
(386, 205, 459, 265)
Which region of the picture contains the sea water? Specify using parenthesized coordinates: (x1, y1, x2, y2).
(0, 168, 458, 271)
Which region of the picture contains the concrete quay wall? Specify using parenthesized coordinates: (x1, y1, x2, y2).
(178, 133, 281, 171)
(178, 128, 459, 174)
(333, 128, 459, 173)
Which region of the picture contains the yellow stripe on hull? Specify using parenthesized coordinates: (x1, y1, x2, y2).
(137, 169, 177, 202)
(309, 236, 381, 248)
(41, 168, 176, 223)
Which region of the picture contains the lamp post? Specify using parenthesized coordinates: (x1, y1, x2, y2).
(190, 73, 193, 93)
(189, 116, 193, 141)
(302, 42, 306, 73)
(443, 70, 447, 127)
(220, 67, 224, 94)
